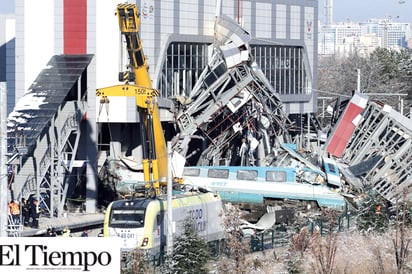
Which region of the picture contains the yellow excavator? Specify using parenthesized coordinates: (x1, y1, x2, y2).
(96, 3, 167, 197)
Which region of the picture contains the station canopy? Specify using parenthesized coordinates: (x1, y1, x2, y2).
(7, 54, 93, 155)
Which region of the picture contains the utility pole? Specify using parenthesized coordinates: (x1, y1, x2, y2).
(0, 82, 8, 237)
(383, 18, 390, 49)
(166, 142, 173, 258)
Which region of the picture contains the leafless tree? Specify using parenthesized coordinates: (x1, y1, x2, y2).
(308, 209, 339, 274)
(393, 191, 411, 274)
(218, 204, 251, 274)
(318, 48, 412, 124)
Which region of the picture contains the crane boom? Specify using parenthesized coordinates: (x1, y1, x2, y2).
(116, 3, 151, 87)
(96, 3, 168, 197)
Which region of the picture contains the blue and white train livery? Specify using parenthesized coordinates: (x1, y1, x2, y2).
(182, 166, 346, 211)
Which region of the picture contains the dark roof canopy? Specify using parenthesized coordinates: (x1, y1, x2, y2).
(7, 54, 93, 154)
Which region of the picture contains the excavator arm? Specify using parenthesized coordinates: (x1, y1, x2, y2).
(96, 3, 168, 197)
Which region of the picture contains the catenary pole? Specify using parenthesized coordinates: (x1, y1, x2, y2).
(167, 142, 173, 257)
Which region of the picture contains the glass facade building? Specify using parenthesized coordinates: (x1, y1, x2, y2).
(138, 0, 318, 114)
(251, 45, 308, 96)
(159, 43, 309, 100)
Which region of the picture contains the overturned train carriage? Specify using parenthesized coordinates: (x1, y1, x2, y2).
(182, 165, 346, 222)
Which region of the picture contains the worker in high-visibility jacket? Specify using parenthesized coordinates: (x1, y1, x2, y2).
(9, 200, 20, 225)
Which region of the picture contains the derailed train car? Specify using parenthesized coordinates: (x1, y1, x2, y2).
(182, 165, 347, 218)
(103, 192, 225, 256)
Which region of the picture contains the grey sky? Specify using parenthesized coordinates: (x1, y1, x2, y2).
(321, 0, 412, 23)
(0, 0, 14, 14)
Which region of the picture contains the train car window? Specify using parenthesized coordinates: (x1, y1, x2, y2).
(110, 209, 145, 228)
(327, 163, 337, 174)
(266, 171, 287, 182)
(183, 168, 200, 176)
(237, 170, 258, 180)
(207, 169, 229, 179)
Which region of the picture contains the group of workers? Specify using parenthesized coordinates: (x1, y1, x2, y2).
(8, 198, 94, 237)
(7, 197, 40, 229)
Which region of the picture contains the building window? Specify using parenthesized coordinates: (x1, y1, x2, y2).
(251, 45, 308, 96)
(158, 43, 308, 98)
(158, 42, 209, 98)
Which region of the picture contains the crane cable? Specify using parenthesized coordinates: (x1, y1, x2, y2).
(97, 97, 118, 160)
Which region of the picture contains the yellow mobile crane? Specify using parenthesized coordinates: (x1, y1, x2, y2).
(96, 3, 167, 197)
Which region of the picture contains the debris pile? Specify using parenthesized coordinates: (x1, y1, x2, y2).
(172, 15, 292, 167)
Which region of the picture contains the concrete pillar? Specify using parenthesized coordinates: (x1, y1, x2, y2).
(1, 82, 9, 236)
(85, 57, 98, 214)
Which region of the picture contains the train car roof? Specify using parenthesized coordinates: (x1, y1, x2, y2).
(110, 192, 216, 208)
(111, 197, 153, 209)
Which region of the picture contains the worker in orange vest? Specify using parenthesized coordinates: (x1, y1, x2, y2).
(9, 200, 20, 224)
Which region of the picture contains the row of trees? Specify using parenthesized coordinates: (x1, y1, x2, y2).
(318, 48, 412, 117)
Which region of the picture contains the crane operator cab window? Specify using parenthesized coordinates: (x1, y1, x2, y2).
(109, 209, 145, 228)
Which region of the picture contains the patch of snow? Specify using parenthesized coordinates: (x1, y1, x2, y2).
(13, 93, 46, 111)
(7, 93, 47, 130)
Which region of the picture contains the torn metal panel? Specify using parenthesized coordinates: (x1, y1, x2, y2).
(214, 15, 251, 49)
(241, 212, 276, 232)
(348, 155, 384, 177)
(324, 92, 368, 158)
(280, 143, 325, 177)
(338, 164, 364, 191)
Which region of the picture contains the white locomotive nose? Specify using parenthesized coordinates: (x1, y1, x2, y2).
(104, 192, 225, 255)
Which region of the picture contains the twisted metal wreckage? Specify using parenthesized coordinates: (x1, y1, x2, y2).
(104, 15, 412, 216)
(171, 15, 292, 167)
